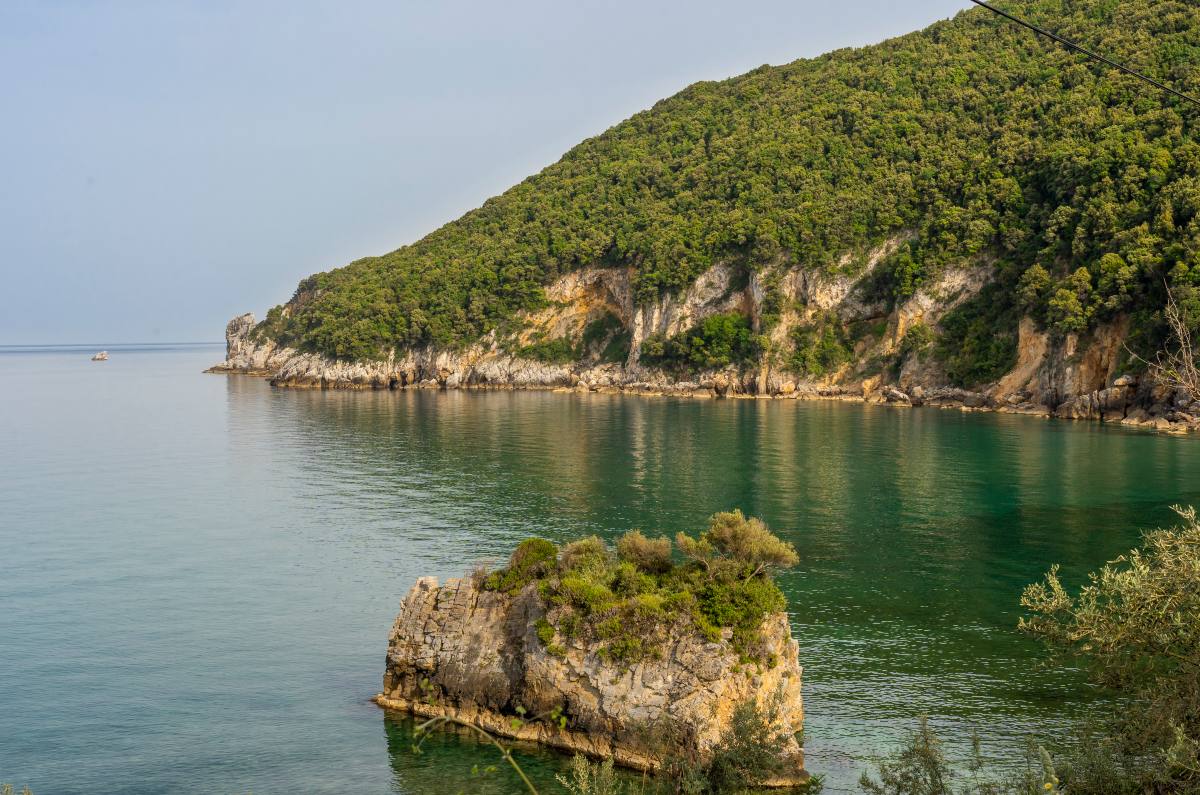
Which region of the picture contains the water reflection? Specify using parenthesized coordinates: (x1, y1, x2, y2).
(382, 712, 575, 794)
(236, 383, 1200, 791)
(20, 351, 1198, 794)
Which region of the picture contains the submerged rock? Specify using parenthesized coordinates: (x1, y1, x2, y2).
(374, 575, 806, 786)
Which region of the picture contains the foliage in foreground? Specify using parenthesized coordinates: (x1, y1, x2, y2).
(653, 696, 808, 794)
(1019, 506, 1200, 792)
(481, 510, 799, 664)
(863, 506, 1200, 794)
(858, 716, 1200, 795)
(858, 718, 1057, 795)
(556, 754, 627, 795)
(864, 720, 1070, 795)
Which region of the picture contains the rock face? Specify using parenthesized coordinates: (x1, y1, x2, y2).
(374, 576, 806, 785)
(208, 258, 1199, 433)
(204, 313, 293, 375)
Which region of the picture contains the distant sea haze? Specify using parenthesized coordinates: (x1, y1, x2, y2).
(0, 342, 222, 352)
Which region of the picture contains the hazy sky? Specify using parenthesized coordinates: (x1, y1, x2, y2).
(0, 1, 973, 344)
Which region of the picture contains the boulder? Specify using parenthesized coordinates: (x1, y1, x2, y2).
(922, 387, 988, 408)
(1055, 386, 1131, 420)
(1122, 408, 1150, 426)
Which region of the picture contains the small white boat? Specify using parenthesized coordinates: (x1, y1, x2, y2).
(91, 351, 109, 361)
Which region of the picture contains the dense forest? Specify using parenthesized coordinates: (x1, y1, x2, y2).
(256, 0, 1200, 376)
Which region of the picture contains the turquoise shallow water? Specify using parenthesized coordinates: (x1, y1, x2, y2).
(3, 345, 1200, 793)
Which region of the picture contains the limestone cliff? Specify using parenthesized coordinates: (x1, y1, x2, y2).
(205, 314, 294, 375)
(209, 254, 1200, 433)
(373, 575, 806, 785)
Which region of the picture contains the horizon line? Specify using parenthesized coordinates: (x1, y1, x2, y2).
(0, 341, 223, 349)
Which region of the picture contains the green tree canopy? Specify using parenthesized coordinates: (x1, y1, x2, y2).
(678, 509, 799, 580)
(255, 0, 1200, 369)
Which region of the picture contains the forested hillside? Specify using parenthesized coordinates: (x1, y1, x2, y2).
(255, 0, 1200, 380)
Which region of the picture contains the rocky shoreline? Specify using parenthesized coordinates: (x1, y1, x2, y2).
(374, 575, 806, 786)
(208, 312, 1200, 434)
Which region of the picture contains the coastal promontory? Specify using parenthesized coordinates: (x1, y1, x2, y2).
(210, 0, 1200, 431)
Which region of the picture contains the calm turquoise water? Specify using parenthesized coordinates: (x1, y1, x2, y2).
(4, 345, 1200, 793)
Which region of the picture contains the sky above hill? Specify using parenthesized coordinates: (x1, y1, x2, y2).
(0, 0, 971, 345)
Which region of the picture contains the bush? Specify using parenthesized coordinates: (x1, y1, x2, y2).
(560, 536, 610, 573)
(859, 717, 953, 795)
(790, 316, 851, 377)
(611, 562, 656, 597)
(600, 636, 646, 663)
(535, 618, 556, 646)
(705, 698, 797, 793)
(517, 336, 578, 363)
(484, 537, 558, 595)
(481, 511, 797, 665)
(652, 696, 807, 794)
(511, 538, 558, 571)
(641, 312, 761, 372)
(858, 718, 1053, 795)
(559, 576, 619, 615)
(899, 322, 934, 358)
(1053, 726, 1145, 794)
(557, 754, 626, 795)
(695, 575, 787, 660)
(702, 509, 799, 579)
(934, 283, 1018, 388)
(616, 530, 673, 574)
(1020, 505, 1200, 791)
